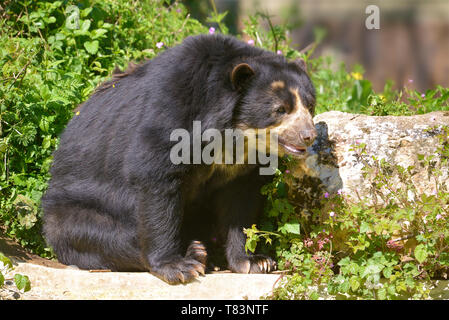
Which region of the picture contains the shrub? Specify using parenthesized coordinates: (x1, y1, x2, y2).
(0, 0, 206, 256)
(247, 128, 449, 300)
(0, 252, 31, 299)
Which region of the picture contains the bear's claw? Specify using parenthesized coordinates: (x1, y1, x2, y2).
(229, 254, 277, 274)
(185, 240, 208, 266)
(152, 258, 206, 284)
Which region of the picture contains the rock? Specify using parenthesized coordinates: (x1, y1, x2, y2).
(5, 263, 280, 300)
(1, 235, 280, 300)
(286, 111, 449, 208)
(4, 259, 449, 300)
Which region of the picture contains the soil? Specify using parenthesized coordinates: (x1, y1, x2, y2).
(0, 233, 64, 269)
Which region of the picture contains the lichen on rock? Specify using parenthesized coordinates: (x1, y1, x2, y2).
(286, 111, 449, 208)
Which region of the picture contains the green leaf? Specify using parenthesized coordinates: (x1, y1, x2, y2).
(361, 264, 382, 278)
(14, 274, 31, 292)
(12, 174, 27, 187)
(45, 16, 56, 24)
(0, 253, 13, 270)
(377, 287, 387, 300)
(276, 182, 287, 197)
(245, 238, 257, 253)
(337, 257, 350, 267)
(340, 280, 350, 293)
(279, 221, 300, 235)
(42, 136, 51, 149)
(383, 267, 393, 279)
(80, 19, 91, 32)
(91, 28, 108, 39)
(84, 40, 99, 55)
(349, 276, 360, 292)
(359, 221, 371, 233)
(414, 244, 429, 264)
(309, 291, 319, 300)
(80, 8, 93, 18)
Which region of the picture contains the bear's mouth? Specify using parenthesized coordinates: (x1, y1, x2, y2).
(278, 139, 308, 157)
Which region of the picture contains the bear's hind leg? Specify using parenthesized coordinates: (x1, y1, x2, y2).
(43, 205, 143, 271)
(213, 169, 277, 274)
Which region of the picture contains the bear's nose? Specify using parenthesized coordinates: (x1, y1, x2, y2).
(300, 129, 317, 147)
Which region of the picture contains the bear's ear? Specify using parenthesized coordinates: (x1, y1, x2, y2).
(292, 58, 307, 73)
(231, 63, 255, 91)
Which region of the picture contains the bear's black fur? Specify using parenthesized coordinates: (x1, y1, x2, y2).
(42, 34, 316, 284)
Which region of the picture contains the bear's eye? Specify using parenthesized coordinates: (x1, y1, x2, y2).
(276, 106, 287, 115)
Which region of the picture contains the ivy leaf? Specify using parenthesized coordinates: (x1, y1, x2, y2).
(349, 276, 360, 292)
(0, 253, 13, 269)
(340, 280, 350, 293)
(359, 221, 371, 233)
(279, 221, 300, 235)
(245, 238, 257, 253)
(84, 40, 99, 55)
(414, 244, 429, 264)
(361, 263, 382, 278)
(382, 267, 393, 279)
(377, 287, 387, 300)
(14, 274, 31, 292)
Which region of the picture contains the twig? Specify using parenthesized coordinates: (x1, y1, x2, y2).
(209, 0, 218, 16)
(1, 119, 22, 136)
(390, 234, 416, 243)
(176, 13, 190, 34)
(257, 11, 278, 52)
(270, 273, 285, 295)
(7, 58, 32, 91)
(298, 42, 315, 54)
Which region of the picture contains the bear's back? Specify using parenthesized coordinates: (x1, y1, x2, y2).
(47, 35, 281, 187)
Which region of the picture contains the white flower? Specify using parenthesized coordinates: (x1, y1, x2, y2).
(407, 190, 415, 202)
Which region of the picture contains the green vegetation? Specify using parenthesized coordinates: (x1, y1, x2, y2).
(248, 130, 448, 299)
(0, 0, 448, 300)
(0, 0, 206, 256)
(0, 252, 31, 296)
(240, 13, 449, 300)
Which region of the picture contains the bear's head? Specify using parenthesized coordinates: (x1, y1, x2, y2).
(230, 57, 317, 159)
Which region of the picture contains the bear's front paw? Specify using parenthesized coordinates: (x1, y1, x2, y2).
(229, 254, 277, 274)
(150, 257, 205, 284)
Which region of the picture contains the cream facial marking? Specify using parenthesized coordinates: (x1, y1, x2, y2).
(268, 87, 317, 157)
(270, 88, 311, 133)
(270, 80, 285, 90)
(289, 87, 310, 114)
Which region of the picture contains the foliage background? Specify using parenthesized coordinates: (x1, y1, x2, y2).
(0, 0, 206, 256)
(0, 0, 448, 299)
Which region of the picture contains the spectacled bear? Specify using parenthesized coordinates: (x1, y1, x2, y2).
(42, 34, 317, 284)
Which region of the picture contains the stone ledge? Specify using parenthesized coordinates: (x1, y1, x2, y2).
(6, 263, 281, 300)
